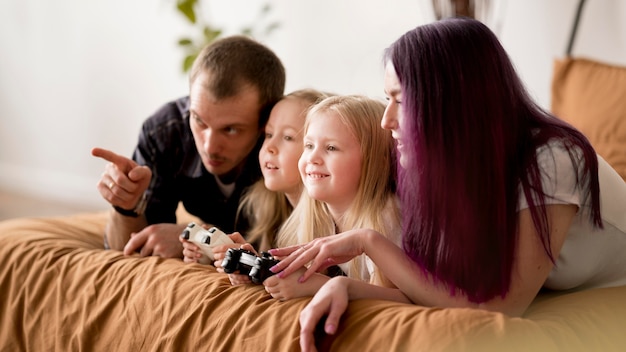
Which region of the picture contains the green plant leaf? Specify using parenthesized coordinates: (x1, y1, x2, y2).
(183, 53, 198, 73)
(202, 27, 222, 43)
(240, 27, 252, 37)
(265, 22, 281, 35)
(176, 1, 281, 75)
(176, 0, 197, 24)
(178, 38, 194, 46)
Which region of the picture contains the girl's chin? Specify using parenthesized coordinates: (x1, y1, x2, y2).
(265, 178, 300, 192)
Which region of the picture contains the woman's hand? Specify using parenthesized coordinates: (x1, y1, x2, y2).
(263, 267, 330, 301)
(269, 229, 377, 282)
(299, 276, 351, 352)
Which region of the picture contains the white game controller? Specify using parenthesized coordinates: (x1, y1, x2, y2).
(180, 222, 234, 264)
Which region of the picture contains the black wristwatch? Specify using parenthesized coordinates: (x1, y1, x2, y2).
(113, 193, 147, 218)
(113, 206, 141, 217)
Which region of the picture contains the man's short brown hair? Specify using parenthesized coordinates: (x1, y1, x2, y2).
(190, 35, 286, 127)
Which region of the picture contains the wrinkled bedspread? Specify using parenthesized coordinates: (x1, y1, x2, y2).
(1, 212, 625, 351)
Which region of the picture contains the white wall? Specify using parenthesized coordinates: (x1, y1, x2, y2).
(1, 0, 625, 209)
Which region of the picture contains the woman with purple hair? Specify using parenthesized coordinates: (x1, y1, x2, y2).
(269, 17, 626, 352)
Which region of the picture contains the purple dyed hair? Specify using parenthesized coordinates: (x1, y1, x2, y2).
(385, 18, 602, 303)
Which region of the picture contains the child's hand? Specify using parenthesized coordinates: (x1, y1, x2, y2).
(213, 233, 257, 272)
(263, 267, 330, 301)
(228, 273, 252, 285)
(180, 236, 203, 263)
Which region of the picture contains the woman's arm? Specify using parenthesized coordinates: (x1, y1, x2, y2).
(272, 204, 577, 316)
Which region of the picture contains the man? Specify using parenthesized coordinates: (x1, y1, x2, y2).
(92, 36, 286, 258)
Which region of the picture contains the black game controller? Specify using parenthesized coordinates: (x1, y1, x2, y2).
(221, 248, 280, 284)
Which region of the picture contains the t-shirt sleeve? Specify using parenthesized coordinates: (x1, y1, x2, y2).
(517, 143, 583, 211)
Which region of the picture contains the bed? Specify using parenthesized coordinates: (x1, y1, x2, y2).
(1, 210, 624, 351)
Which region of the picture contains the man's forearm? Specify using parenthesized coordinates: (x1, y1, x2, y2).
(104, 208, 148, 250)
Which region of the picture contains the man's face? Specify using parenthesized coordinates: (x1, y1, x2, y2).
(189, 72, 262, 180)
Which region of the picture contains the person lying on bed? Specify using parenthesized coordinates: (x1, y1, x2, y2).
(268, 18, 626, 352)
(91, 36, 285, 258)
(261, 95, 402, 300)
(180, 89, 331, 276)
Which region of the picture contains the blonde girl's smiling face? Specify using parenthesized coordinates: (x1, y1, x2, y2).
(259, 97, 308, 201)
(298, 111, 362, 215)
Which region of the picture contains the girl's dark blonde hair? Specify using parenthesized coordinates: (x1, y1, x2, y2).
(237, 89, 333, 251)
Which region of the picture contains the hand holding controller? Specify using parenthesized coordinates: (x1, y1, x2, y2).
(222, 248, 280, 284)
(180, 222, 234, 264)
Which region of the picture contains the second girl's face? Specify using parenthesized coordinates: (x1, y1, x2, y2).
(382, 62, 407, 168)
(259, 97, 308, 196)
(299, 111, 362, 214)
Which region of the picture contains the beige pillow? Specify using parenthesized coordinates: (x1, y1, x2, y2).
(551, 57, 626, 181)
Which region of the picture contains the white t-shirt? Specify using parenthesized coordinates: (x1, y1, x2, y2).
(518, 143, 626, 290)
(339, 198, 403, 284)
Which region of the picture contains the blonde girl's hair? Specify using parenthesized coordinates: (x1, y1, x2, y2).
(276, 95, 401, 286)
(237, 88, 334, 252)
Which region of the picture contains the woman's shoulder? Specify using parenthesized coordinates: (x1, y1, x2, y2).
(518, 140, 583, 210)
(595, 155, 626, 231)
(534, 139, 582, 166)
(534, 139, 587, 183)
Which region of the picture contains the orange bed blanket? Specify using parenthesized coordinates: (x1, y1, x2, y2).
(1, 212, 625, 351)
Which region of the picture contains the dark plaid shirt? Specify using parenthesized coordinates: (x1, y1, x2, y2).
(132, 96, 262, 234)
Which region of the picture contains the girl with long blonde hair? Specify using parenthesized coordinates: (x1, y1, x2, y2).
(263, 95, 401, 300)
